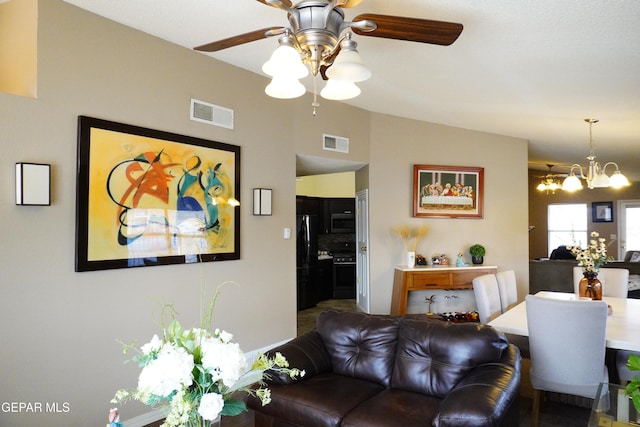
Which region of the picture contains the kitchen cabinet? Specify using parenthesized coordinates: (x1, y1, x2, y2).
(317, 258, 333, 301)
(390, 266, 497, 315)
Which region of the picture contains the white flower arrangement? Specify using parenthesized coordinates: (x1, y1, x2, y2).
(111, 286, 304, 427)
(567, 231, 610, 274)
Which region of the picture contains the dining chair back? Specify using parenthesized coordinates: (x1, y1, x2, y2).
(496, 270, 518, 312)
(526, 295, 609, 426)
(572, 266, 630, 298)
(472, 274, 502, 324)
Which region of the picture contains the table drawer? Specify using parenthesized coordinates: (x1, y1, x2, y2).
(409, 272, 450, 289)
(452, 270, 491, 287)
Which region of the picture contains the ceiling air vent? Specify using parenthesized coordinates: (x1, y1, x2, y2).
(323, 134, 349, 153)
(190, 98, 234, 130)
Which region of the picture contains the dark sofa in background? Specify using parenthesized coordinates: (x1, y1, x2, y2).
(248, 310, 521, 427)
(530, 250, 640, 298)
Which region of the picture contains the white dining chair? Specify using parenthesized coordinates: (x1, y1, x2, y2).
(496, 269, 518, 312)
(572, 266, 630, 298)
(472, 274, 502, 324)
(526, 295, 609, 427)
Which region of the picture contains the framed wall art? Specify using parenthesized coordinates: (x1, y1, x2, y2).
(75, 116, 240, 272)
(413, 164, 484, 219)
(592, 201, 613, 223)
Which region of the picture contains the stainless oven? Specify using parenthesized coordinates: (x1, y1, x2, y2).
(333, 252, 356, 299)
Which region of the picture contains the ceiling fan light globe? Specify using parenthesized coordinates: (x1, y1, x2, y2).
(265, 76, 306, 99)
(262, 45, 308, 79)
(536, 182, 547, 191)
(610, 171, 630, 188)
(320, 79, 361, 100)
(326, 50, 371, 82)
(561, 174, 583, 192)
(591, 171, 610, 188)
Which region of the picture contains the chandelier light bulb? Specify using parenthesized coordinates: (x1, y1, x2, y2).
(262, 44, 309, 79)
(265, 76, 306, 99)
(320, 79, 361, 100)
(326, 48, 371, 83)
(591, 170, 610, 188)
(610, 170, 630, 188)
(561, 174, 583, 192)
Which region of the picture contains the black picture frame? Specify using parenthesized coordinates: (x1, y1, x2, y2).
(75, 116, 241, 272)
(592, 201, 613, 223)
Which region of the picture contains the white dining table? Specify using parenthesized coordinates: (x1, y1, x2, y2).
(488, 291, 640, 352)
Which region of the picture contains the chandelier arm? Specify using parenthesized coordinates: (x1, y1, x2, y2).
(600, 162, 621, 174)
(568, 164, 587, 179)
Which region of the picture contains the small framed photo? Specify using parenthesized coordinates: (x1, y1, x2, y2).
(592, 201, 613, 223)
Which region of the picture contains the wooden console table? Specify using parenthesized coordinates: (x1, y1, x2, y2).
(390, 266, 497, 315)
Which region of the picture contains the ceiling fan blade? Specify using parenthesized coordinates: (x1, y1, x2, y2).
(337, 0, 364, 8)
(352, 14, 463, 46)
(257, 0, 292, 7)
(194, 27, 285, 52)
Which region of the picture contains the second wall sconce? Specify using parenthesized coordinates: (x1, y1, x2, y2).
(253, 188, 272, 216)
(16, 162, 51, 206)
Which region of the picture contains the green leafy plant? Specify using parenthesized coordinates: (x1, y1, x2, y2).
(626, 353, 640, 412)
(469, 244, 486, 257)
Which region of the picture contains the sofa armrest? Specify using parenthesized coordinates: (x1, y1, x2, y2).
(264, 330, 332, 385)
(433, 345, 521, 427)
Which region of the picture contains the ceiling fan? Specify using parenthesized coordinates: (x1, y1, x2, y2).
(536, 164, 568, 194)
(194, 0, 463, 110)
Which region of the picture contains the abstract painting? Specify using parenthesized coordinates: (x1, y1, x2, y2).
(75, 116, 240, 271)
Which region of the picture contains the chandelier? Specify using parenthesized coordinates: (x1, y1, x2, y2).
(536, 165, 563, 194)
(561, 119, 630, 191)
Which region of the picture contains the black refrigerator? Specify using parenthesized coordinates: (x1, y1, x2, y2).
(297, 214, 319, 310)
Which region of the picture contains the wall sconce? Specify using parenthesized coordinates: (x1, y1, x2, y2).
(16, 162, 50, 206)
(253, 188, 272, 216)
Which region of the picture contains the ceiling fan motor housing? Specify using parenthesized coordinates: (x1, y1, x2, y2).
(290, 2, 344, 67)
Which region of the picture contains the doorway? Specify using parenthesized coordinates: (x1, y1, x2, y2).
(617, 199, 640, 257)
(295, 156, 368, 334)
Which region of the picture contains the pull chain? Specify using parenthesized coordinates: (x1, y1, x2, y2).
(312, 74, 320, 116)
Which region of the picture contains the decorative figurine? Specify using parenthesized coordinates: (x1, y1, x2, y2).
(107, 408, 123, 427)
(456, 252, 469, 267)
(425, 295, 436, 315)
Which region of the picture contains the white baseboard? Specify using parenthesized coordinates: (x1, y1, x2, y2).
(120, 337, 293, 426)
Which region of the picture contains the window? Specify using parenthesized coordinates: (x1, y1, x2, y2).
(548, 203, 587, 256)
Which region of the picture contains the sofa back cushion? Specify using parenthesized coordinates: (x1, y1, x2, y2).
(392, 318, 508, 397)
(317, 310, 400, 386)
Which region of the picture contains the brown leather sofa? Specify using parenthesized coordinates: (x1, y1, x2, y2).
(248, 310, 521, 427)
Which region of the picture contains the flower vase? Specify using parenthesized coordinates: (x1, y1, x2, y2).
(407, 251, 416, 267)
(579, 272, 602, 300)
(187, 416, 221, 427)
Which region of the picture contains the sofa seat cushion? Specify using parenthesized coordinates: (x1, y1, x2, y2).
(257, 373, 385, 427)
(341, 388, 442, 427)
(317, 311, 400, 386)
(392, 318, 509, 397)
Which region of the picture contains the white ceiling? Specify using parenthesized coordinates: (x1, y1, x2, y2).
(63, 0, 640, 179)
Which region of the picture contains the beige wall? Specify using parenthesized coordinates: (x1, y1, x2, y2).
(0, 1, 529, 425)
(367, 115, 529, 313)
